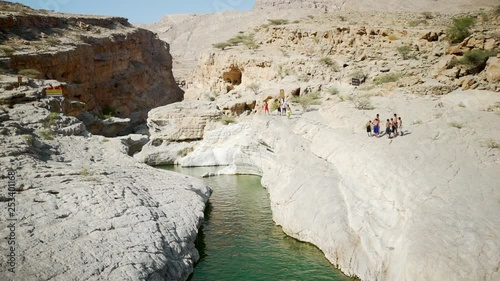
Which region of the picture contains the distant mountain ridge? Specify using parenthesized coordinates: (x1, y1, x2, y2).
(254, 0, 499, 12)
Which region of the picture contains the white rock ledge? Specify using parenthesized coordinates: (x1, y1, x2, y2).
(0, 106, 212, 281)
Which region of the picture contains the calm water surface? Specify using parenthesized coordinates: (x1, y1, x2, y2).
(161, 166, 350, 281)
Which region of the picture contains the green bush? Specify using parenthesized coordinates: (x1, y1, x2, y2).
(456, 49, 496, 73)
(291, 92, 321, 107)
(397, 44, 413, 60)
(268, 19, 289, 25)
(446, 17, 476, 43)
(22, 134, 34, 145)
(373, 73, 403, 85)
(39, 129, 54, 140)
(327, 87, 339, 95)
(496, 5, 500, 15)
(319, 57, 340, 71)
(227, 34, 259, 49)
(213, 42, 232, 50)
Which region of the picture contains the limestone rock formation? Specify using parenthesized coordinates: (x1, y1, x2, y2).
(0, 103, 211, 281)
(0, 5, 183, 129)
(157, 88, 500, 281)
(147, 101, 221, 142)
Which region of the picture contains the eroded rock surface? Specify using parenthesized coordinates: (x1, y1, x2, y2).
(0, 104, 211, 281)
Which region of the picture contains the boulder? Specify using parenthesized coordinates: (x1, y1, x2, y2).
(147, 101, 221, 142)
(484, 57, 500, 83)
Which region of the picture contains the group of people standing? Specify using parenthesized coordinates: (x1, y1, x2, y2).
(367, 113, 403, 139)
(263, 98, 291, 118)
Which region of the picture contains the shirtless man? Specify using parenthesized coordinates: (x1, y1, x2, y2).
(392, 114, 398, 137)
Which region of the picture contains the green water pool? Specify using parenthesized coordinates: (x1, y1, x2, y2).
(161, 166, 351, 281)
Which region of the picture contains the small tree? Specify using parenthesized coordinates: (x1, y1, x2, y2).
(446, 16, 476, 43)
(247, 82, 260, 94)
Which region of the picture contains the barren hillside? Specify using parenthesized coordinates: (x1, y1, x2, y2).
(141, 0, 499, 81)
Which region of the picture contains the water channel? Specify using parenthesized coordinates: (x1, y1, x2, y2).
(161, 166, 350, 281)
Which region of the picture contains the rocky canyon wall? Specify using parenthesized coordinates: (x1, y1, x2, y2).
(1, 11, 182, 124)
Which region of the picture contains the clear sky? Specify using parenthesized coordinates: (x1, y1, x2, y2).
(10, 0, 256, 23)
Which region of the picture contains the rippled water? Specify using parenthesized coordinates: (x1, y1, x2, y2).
(161, 166, 350, 281)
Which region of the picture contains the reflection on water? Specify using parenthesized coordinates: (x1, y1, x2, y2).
(160, 166, 350, 281)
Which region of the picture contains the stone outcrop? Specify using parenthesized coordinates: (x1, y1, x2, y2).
(0, 103, 211, 281)
(0, 6, 183, 128)
(148, 88, 500, 281)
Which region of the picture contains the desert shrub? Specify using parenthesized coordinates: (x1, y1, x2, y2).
(458, 102, 466, 108)
(496, 5, 500, 15)
(319, 56, 340, 71)
(373, 73, 404, 85)
(353, 97, 374, 110)
(327, 87, 339, 95)
(397, 44, 413, 60)
(45, 37, 61, 46)
(18, 68, 41, 78)
(446, 16, 475, 43)
(219, 116, 236, 125)
(292, 20, 300, 24)
(22, 134, 34, 145)
(339, 16, 346, 21)
(80, 168, 90, 176)
(227, 33, 259, 49)
(213, 42, 231, 50)
(307, 15, 314, 19)
(449, 121, 464, 129)
(291, 92, 321, 107)
(39, 129, 54, 140)
(421, 11, 434, 19)
(455, 49, 496, 74)
(484, 139, 499, 149)
(247, 82, 260, 94)
(268, 19, 289, 25)
(277, 64, 294, 78)
(0, 45, 15, 56)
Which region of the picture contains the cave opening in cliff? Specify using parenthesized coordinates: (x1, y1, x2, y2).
(222, 65, 242, 86)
